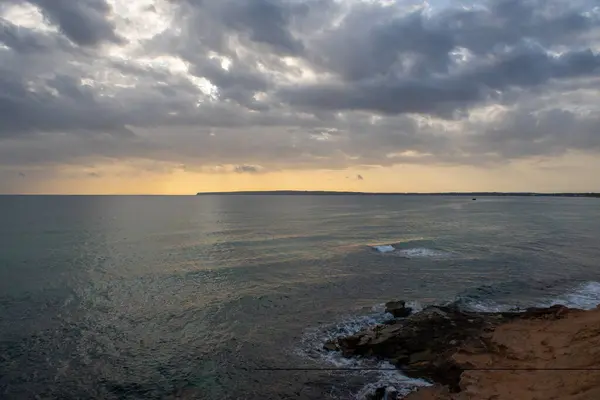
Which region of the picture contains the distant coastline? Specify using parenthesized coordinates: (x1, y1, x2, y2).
(196, 190, 600, 197)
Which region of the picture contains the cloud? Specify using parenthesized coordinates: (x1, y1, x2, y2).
(233, 164, 263, 174)
(356, 174, 363, 181)
(0, 0, 599, 189)
(29, 0, 122, 46)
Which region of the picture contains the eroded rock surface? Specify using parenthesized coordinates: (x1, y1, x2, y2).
(325, 303, 597, 399)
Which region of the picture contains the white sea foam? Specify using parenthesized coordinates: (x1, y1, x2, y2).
(459, 281, 600, 313)
(373, 245, 395, 253)
(296, 310, 393, 364)
(296, 302, 429, 399)
(371, 244, 450, 259)
(396, 248, 450, 259)
(459, 299, 516, 313)
(549, 281, 600, 310)
(354, 362, 430, 400)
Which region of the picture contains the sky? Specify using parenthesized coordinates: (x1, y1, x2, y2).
(0, 0, 599, 194)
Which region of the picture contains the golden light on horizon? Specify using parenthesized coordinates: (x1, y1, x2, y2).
(4, 151, 599, 195)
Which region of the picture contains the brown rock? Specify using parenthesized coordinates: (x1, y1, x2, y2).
(331, 302, 600, 400)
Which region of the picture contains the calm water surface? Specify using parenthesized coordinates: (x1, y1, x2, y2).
(1, 195, 599, 399)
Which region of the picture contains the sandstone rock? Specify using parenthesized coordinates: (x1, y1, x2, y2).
(330, 302, 584, 398)
(335, 305, 520, 387)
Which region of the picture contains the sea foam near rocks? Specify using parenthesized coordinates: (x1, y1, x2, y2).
(296, 301, 427, 398)
(549, 281, 600, 310)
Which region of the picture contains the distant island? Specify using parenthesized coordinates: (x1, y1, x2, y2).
(196, 190, 600, 197)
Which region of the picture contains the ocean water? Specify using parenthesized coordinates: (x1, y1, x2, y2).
(1, 195, 600, 399)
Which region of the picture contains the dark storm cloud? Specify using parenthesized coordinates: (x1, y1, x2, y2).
(0, 0, 599, 177)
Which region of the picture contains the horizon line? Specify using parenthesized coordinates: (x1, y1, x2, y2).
(1, 191, 600, 196)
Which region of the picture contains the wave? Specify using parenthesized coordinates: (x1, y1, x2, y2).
(296, 306, 394, 364)
(456, 280, 600, 313)
(396, 248, 450, 259)
(370, 244, 451, 259)
(548, 281, 600, 310)
(296, 302, 427, 398)
(298, 281, 600, 397)
(372, 245, 396, 253)
(354, 361, 430, 400)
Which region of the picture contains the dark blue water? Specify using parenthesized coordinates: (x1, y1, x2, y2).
(1, 195, 599, 399)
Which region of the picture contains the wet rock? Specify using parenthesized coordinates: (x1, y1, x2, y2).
(323, 341, 338, 352)
(522, 304, 570, 319)
(409, 350, 434, 364)
(369, 386, 400, 400)
(335, 305, 514, 387)
(385, 300, 413, 318)
(332, 302, 578, 395)
(385, 387, 399, 400)
(373, 387, 386, 400)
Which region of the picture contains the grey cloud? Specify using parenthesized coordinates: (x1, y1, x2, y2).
(0, 19, 64, 53)
(177, 0, 306, 56)
(218, 0, 304, 55)
(233, 164, 263, 174)
(308, 4, 454, 81)
(469, 107, 600, 159)
(280, 0, 600, 117)
(0, 71, 132, 137)
(0, 0, 599, 181)
(29, 0, 122, 46)
(356, 174, 363, 181)
(438, 0, 597, 55)
(280, 47, 600, 117)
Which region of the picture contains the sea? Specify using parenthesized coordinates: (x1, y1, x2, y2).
(1, 195, 600, 399)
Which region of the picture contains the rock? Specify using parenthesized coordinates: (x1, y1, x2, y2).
(385, 300, 413, 318)
(368, 386, 400, 400)
(522, 304, 570, 319)
(384, 386, 399, 400)
(409, 350, 434, 364)
(330, 300, 594, 400)
(323, 341, 338, 351)
(331, 301, 583, 397)
(373, 387, 386, 400)
(335, 305, 512, 387)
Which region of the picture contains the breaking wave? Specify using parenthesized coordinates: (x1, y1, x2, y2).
(457, 280, 600, 313)
(396, 248, 451, 259)
(370, 244, 451, 259)
(296, 301, 427, 399)
(548, 281, 600, 310)
(372, 245, 396, 253)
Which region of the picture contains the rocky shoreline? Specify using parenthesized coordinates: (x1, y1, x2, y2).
(323, 301, 600, 399)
